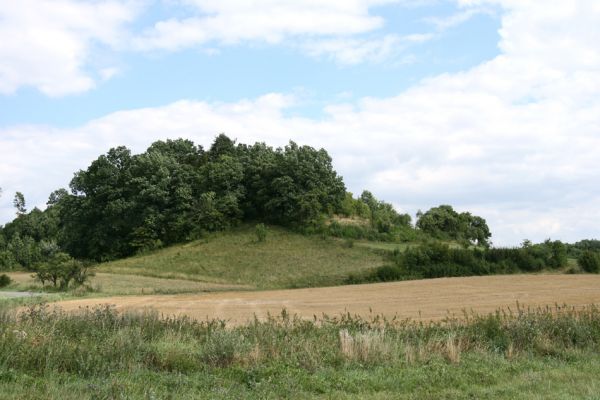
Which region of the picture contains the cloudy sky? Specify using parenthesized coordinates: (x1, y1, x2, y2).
(1, 0, 599, 245)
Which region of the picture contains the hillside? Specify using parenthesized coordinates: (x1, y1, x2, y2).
(98, 225, 385, 289)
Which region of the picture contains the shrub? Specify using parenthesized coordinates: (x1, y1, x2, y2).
(578, 251, 600, 273)
(351, 241, 555, 284)
(0, 274, 12, 288)
(255, 223, 268, 243)
(33, 252, 94, 290)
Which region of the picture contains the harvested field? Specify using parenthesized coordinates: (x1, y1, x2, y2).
(51, 274, 600, 325)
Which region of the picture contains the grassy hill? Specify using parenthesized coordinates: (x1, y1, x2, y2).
(99, 225, 385, 289)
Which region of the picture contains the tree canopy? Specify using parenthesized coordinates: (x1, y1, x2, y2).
(2, 135, 346, 261)
(416, 205, 491, 246)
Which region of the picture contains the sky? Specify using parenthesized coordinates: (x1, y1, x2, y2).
(1, 0, 599, 246)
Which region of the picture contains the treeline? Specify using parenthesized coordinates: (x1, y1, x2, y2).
(1, 135, 347, 262)
(350, 239, 570, 283)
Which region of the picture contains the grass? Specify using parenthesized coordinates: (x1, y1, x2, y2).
(1, 303, 600, 399)
(2, 272, 249, 297)
(99, 226, 385, 289)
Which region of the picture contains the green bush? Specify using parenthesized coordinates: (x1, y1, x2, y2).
(351, 242, 556, 284)
(255, 223, 268, 243)
(578, 251, 600, 273)
(33, 252, 94, 290)
(0, 274, 11, 288)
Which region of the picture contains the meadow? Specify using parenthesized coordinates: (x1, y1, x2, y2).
(0, 302, 599, 399)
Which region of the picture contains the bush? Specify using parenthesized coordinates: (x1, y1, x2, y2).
(351, 242, 555, 284)
(255, 223, 268, 243)
(0, 274, 12, 288)
(33, 252, 94, 290)
(578, 251, 600, 273)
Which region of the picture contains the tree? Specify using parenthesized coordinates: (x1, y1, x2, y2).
(13, 192, 26, 215)
(33, 251, 93, 289)
(47, 188, 68, 206)
(416, 205, 491, 246)
(578, 251, 600, 273)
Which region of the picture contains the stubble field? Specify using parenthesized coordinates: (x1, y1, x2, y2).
(52, 274, 600, 324)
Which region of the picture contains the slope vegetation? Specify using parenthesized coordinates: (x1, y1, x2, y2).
(99, 226, 385, 289)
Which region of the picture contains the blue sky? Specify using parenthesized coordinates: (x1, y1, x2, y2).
(0, 1, 501, 127)
(1, 0, 599, 245)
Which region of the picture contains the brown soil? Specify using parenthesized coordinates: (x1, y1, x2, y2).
(51, 274, 600, 325)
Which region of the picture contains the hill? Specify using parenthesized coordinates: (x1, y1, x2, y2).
(98, 225, 385, 289)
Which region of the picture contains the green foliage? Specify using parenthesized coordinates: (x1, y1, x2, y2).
(13, 192, 26, 215)
(33, 252, 94, 290)
(567, 239, 600, 258)
(1, 304, 600, 398)
(353, 240, 569, 284)
(0, 273, 11, 287)
(416, 205, 491, 246)
(578, 251, 600, 273)
(48, 136, 346, 261)
(326, 191, 415, 242)
(254, 223, 267, 243)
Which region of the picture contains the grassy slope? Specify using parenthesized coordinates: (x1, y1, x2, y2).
(99, 226, 385, 289)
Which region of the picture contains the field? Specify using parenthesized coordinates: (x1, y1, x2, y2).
(51, 274, 600, 325)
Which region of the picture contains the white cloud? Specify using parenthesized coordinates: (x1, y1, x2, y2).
(0, 0, 138, 96)
(132, 0, 437, 64)
(424, 7, 491, 30)
(134, 0, 397, 50)
(302, 33, 432, 65)
(2, 0, 600, 246)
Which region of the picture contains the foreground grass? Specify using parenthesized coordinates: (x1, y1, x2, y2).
(100, 226, 384, 289)
(1, 303, 600, 399)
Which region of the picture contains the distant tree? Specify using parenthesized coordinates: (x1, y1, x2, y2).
(47, 188, 69, 206)
(578, 251, 600, 273)
(208, 134, 237, 160)
(13, 192, 26, 215)
(33, 251, 93, 289)
(261, 142, 346, 226)
(416, 205, 491, 246)
(547, 239, 568, 269)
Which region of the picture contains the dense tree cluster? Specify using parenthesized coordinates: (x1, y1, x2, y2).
(416, 205, 491, 246)
(0, 135, 346, 262)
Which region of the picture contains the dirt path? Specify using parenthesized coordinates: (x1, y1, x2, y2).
(51, 274, 600, 325)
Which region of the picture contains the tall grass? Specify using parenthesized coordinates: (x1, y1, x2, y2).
(1, 303, 600, 398)
(1, 303, 599, 378)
